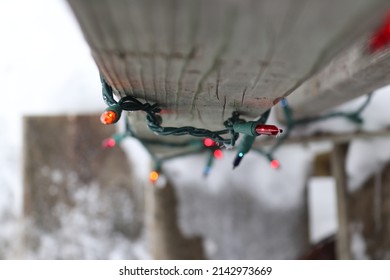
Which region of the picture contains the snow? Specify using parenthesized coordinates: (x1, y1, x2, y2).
(1, 0, 390, 259)
(164, 144, 312, 209)
(307, 177, 338, 243)
(350, 222, 368, 260)
(24, 183, 150, 259)
(120, 137, 152, 185)
(347, 137, 390, 192)
(163, 147, 312, 259)
(286, 87, 390, 193)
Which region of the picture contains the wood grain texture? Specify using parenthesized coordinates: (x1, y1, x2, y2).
(285, 37, 390, 119)
(67, 0, 390, 142)
(253, 128, 390, 147)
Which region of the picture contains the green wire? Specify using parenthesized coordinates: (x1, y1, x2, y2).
(259, 92, 372, 160)
(101, 73, 373, 171)
(101, 75, 244, 146)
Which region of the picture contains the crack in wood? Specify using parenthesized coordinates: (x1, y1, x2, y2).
(221, 96, 227, 123)
(250, 60, 269, 92)
(240, 86, 247, 106)
(174, 1, 200, 118)
(216, 68, 221, 101)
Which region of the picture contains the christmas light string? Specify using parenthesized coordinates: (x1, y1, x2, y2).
(252, 93, 372, 169)
(100, 75, 283, 147)
(232, 110, 271, 168)
(101, 76, 237, 146)
(99, 74, 372, 178)
(103, 116, 224, 183)
(102, 95, 227, 181)
(98, 11, 390, 180)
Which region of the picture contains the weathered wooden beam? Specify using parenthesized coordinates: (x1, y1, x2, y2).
(67, 0, 390, 142)
(253, 128, 390, 147)
(331, 143, 351, 259)
(284, 20, 390, 119)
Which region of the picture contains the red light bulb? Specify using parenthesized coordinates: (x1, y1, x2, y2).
(204, 138, 216, 147)
(255, 124, 281, 136)
(369, 12, 390, 53)
(270, 159, 280, 169)
(213, 149, 223, 159)
(102, 138, 116, 148)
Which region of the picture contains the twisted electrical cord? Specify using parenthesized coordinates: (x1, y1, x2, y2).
(101, 74, 372, 170)
(261, 92, 373, 157)
(101, 75, 246, 146)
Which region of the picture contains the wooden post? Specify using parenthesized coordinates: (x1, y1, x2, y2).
(67, 0, 390, 136)
(146, 170, 205, 260)
(313, 152, 332, 177)
(331, 143, 351, 259)
(23, 115, 144, 258)
(348, 161, 390, 259)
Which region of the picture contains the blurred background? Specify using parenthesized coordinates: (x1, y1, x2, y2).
(2, 0, 390, 259)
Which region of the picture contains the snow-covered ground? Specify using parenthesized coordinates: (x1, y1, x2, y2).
(1, 0, 390, 259)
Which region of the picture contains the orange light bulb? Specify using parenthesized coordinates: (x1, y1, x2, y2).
(100, 110, 118, 125)
(149, 171, 159, 183)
